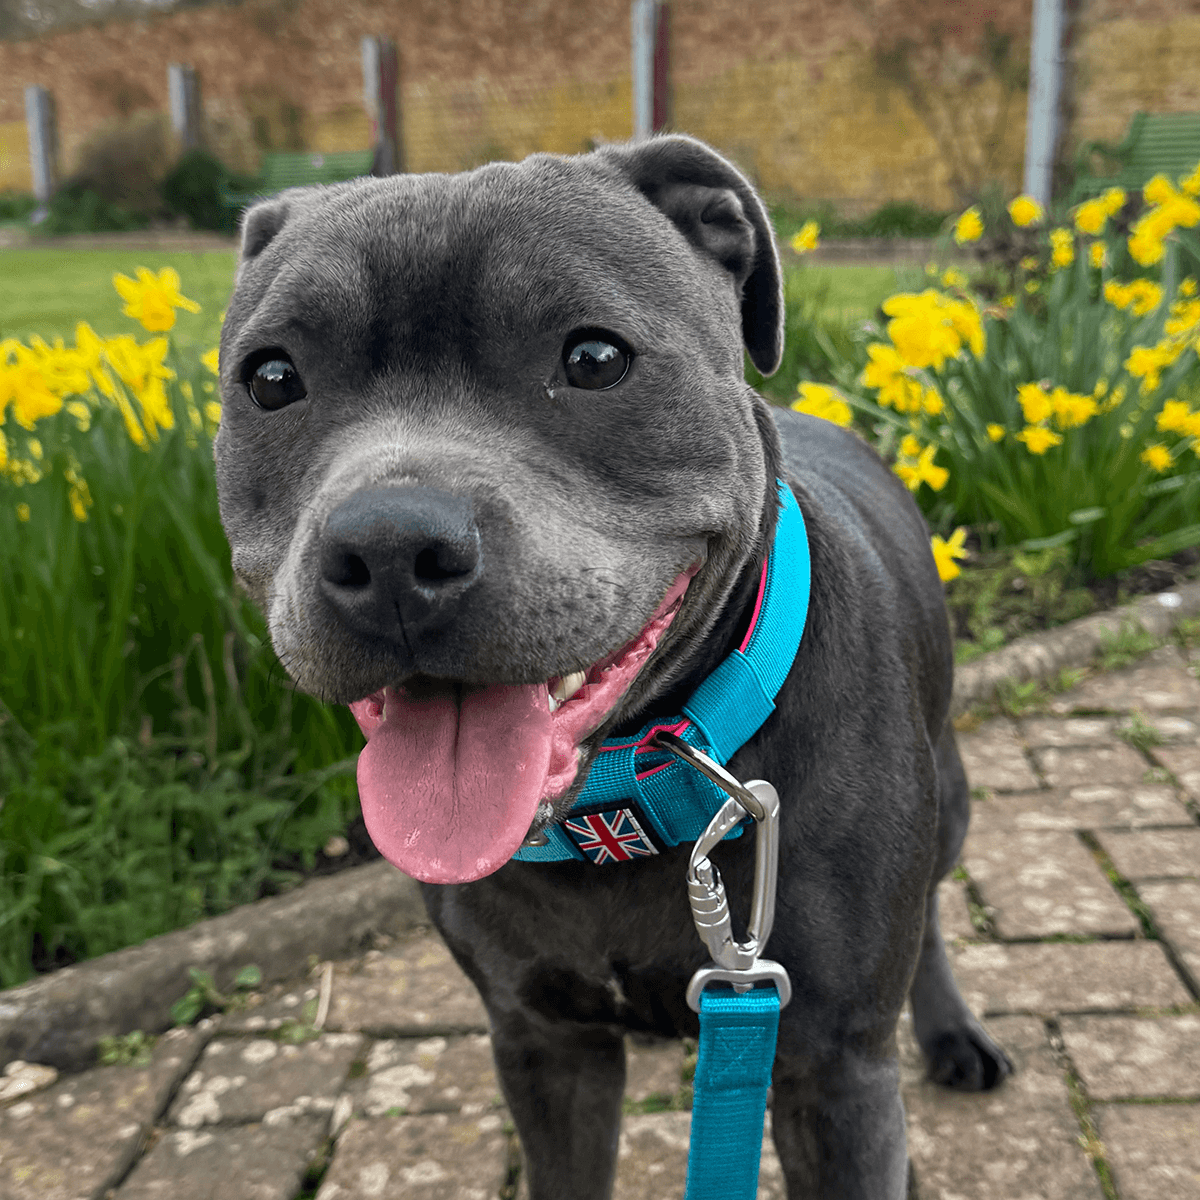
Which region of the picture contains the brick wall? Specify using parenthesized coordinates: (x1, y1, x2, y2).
(0, 0, 1195, 211)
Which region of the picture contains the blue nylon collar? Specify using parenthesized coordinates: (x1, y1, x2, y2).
(514, 480, 809, 865)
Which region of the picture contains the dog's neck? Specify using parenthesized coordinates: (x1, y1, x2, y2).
(609, 474, 783, 735)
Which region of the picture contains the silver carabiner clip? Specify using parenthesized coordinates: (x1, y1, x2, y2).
(653, 732, 791, 1012)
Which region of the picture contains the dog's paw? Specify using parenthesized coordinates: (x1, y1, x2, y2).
(924, 1025, 1013, 1091)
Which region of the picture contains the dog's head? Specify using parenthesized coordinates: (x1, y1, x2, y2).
(214, 134, 784, 884)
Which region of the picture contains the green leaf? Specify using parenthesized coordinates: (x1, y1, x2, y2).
(1068, 507, 1105, 525)
(1020, 528, 1079, 551)
(234, 964, 262, 989)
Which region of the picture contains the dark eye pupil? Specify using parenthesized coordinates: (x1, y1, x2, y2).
(249, 359, 305, 409)
(564, 338, 629, 389)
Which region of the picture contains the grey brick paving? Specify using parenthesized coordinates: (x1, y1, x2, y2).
(5, 648, 1200, 1200)
(947, 940, 1192, 1014)
(1097, 1104, 1200, 1200)
(1098, 828, 1200, 880)
(1058, 1014, 1200, 1100)
(957, 719, 1040, 791)
(900, 1014, 1104, 1200)
(969, 783, 1189, 832)
(963, 827, 1138, 937)
(1034, 742, 1152, 789)
(1139, 879, 1200, 987)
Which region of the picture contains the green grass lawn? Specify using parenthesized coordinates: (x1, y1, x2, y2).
(0, 246, 909, 357)
(0, 248, 236, 353)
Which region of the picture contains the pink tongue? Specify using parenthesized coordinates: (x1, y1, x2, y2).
(349, 684, 551, 884)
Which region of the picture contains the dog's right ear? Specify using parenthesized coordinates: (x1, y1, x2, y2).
(239, 197, 291, 264)
(596, 135, 784, 376)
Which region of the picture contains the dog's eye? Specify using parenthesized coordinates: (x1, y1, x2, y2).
(247, 356, 306, 410)
(562, 332, 631, 390)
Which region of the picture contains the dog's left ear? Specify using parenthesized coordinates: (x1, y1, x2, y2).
(597, 135, 784, 376)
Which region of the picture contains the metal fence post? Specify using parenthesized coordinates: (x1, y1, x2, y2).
(168, 63, 203, 152)
(632, 0, 670, 139)
(24, 85, 57, 221)
(1023, 0, 1065, 207)
(362, 36, 402, 175)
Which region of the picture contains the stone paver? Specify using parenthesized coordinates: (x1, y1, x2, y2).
(1098, 828, 1200, 880)
(325, 939, 489, 1034)
(957, 719, 1040, 791)
(969, 783, 1190, 832)
(625, 1039, 687, 1106)
(938, 877, 979, 942)
(315, 1112, 510, 1199)
(1139, 879, 1200, 986)
(1020, 716, 1119, 746)
(1033, 743, 1151, 788)
(348, 1034, 502, 1117)
(948, 940, 1192, 1015)
(117, 1117, 328, 1200)
(1097, 1104, 1200, 1200)
(0, 1025, 206, 1200)
(167, 1033, 362, 1128)
(1154, 743, 1200, 802)
(1058, 1014, 1200, 1099)
(900, 1014, 1103, 1200)
(963, 827, 1138, 937)
(1049, 659, 1200, 714)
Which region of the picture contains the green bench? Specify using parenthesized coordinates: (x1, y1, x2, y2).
(1072, 112, 1200, 202)
(223, 149, 375, 212)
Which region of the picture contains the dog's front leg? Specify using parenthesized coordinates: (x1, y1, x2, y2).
(770, 1050, 909, 1199)
(490, 1009, 626, 1200)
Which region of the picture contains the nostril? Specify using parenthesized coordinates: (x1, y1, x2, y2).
(326, 552, 371, 589)
(414, 544, 474, 582)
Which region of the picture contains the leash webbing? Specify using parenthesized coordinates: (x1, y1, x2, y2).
(685, 984, 781, 1200)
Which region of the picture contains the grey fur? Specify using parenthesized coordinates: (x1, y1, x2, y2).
(214, 134, 1010, 1199)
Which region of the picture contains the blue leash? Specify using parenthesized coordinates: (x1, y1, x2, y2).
(686, 985, 781, 1200)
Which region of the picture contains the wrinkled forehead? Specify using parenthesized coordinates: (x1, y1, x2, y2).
(224, 160, 724, 356)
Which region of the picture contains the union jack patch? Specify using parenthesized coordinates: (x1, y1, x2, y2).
(564, 806, 661, 865)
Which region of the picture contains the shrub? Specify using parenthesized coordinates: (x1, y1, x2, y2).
(160, 149, 248, 234)
(0, 191, 37, 222)
(804, 170, 1200, 582)
(39, 182, 149, 234)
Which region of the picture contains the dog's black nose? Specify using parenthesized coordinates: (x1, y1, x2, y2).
(318, 485, 482, 639)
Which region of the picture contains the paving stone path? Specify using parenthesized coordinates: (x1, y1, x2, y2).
(2, 646, 1199, 1199)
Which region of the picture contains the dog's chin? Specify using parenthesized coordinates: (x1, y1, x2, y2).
(344, 563, 702, 885)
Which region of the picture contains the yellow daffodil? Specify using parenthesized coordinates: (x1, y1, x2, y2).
(1101, 187, 1126, 216)
(1008, 195, 1043, 227)
(1089, 242, 1106, 269)
(790, 221, 820, 255)
(1019, 256, 1040, 272)
(1016, 425, 1063, 455)
(931, 527, 968, 582)
(16, 502, 30, 522)
(1156, 399, 1193, 434)
(986, 423, 1005, 442)
(1074, 198, 1108, 235)
(941, 267, 967, 289)
(1140, 444, 1172, 473)
(112, 267, 201, 333)
(1049, 228, 1074, 268)
(953, 207, 983, 245)
(201, 347, 220, 375)
(1049, 387, 1097, 429)
(1017, 382, 1052, 425)
(894, 443, 949, 492)
(1181, 278, 1198, 297)
(792, 381, 852, 427)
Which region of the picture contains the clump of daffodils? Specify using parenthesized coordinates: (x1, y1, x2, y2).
(847, 161, 1200, 581)
(1, 269, 220, 524)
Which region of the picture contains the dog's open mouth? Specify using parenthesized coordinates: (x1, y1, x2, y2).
(347, 563, 700, 884)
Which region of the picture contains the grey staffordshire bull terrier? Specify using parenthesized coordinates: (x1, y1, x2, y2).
(214, 134, 1012, 1198)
